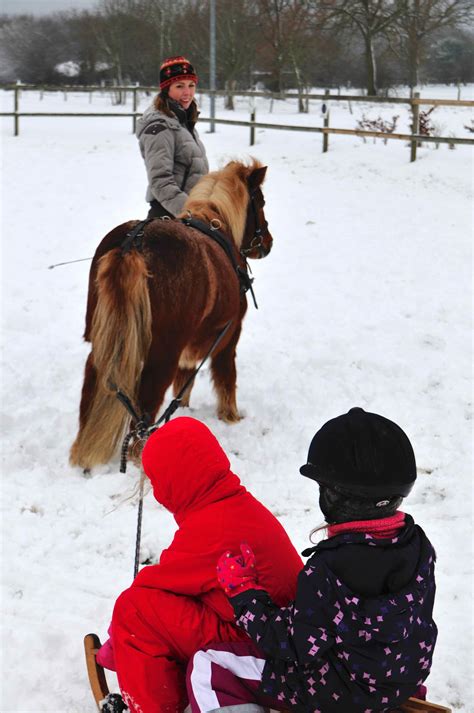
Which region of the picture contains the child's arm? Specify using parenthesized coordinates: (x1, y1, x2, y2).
(217, 544, 334, 664)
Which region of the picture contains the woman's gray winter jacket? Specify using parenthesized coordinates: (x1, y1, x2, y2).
(136, 106, 209, 217)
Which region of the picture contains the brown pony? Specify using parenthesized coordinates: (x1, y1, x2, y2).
(70, 159, 273, 470)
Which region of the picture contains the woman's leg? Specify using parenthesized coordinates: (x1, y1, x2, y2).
(147, 200, 174, 219)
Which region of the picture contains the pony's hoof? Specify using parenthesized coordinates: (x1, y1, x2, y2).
(218, 410, 242, 424)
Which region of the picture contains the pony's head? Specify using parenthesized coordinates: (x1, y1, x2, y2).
(181, 159, 273, 259)
(241, 163, 273, 260)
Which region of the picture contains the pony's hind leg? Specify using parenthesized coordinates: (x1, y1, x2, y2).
(70, 352, 97, 469)
(173, 367, 196, 408)
(210, 325, 242, 423)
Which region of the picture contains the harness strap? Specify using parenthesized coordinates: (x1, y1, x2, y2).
(115, 319, 233, 453)
(121, 217, 155, 255)
(181, 217, 258, 308)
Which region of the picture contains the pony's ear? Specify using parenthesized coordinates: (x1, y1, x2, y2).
(247, 165, 267, 191)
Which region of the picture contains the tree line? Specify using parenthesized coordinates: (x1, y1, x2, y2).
(0, 0, 473, 104)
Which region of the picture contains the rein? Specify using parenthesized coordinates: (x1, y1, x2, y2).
(113, 205, 261, 577)
(181, 216, 258, 309)
(113, 319, 234, 578)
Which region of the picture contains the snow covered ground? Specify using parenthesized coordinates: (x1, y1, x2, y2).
(1, 86, 472, 712)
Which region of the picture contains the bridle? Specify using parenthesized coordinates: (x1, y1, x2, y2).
(240, 190, 268, 259)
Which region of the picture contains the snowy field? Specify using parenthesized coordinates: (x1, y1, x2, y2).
(1, 86, 472, 712)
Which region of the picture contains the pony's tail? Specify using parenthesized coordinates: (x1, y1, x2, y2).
(70, 249, 152, 469)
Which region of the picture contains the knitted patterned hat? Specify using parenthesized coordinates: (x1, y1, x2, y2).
(159, 56, 198, 91)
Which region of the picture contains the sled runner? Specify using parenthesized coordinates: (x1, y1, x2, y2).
(84, 633, 451, 712)
(84, 633, 126, 712)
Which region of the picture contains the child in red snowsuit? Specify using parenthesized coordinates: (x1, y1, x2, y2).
(99, 417, 303, 713)
(186, 408, 438, 713)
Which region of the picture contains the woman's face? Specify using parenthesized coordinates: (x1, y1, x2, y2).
(168, 79, 196, 109)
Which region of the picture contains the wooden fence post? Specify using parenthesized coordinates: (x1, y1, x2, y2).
(132, 87, 138, 134)
(14, 85, 19, 136)
(410, 91, 420, 162)
(250, 109, 256, 146)
(323, 89, 330, 153)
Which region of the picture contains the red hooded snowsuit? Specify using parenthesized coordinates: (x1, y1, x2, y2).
(110, 417, 302, 713)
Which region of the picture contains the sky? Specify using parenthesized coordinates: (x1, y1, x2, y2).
(2, 0, 98, 14)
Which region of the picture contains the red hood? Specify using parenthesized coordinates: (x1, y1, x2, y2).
(141, 417, 245, 523)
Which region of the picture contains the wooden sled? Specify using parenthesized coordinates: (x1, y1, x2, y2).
(84, 633, 451, 713)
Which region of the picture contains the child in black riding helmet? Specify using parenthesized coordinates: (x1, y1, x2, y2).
(186, 407, 438, 713)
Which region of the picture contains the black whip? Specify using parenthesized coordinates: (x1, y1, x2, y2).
(48, 256, 93, 269)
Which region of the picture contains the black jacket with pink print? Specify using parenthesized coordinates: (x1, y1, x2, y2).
(230, 515, 437, 713)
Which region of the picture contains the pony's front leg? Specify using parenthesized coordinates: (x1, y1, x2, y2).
(210, 324, 242, 423)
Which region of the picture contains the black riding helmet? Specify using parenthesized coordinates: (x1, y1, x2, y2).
(300, 407, 417, 522)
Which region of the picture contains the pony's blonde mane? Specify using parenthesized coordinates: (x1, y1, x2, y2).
(180, 159, 263, 248)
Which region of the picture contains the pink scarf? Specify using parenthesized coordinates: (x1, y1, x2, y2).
(327, 511, 406, 539)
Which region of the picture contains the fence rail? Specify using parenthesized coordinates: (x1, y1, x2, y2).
(1, 84, 473, 162)
(1, 83, 473, 105)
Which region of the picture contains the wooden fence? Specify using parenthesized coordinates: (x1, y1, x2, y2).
(1, 84, 473, 162)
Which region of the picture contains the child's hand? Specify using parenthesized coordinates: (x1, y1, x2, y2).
(217, 543, 263, 596)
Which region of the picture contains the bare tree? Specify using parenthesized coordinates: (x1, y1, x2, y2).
(139, 0, 186, 74)
(0, 14, 71, 83)
(67, 11, 107, 83)
(95, 0, 135, 94)
(325, 0, 404, 95)
(174, 0, 210, 78)
(287, 1, 333, 110)
(252, 0, 328, 108)
(395, 0, 474, 89)
(95, 0, 180, 91)
(254, 0, 294, 93)
(215, 0, 258, 108)
(426, 27, 474, 84)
